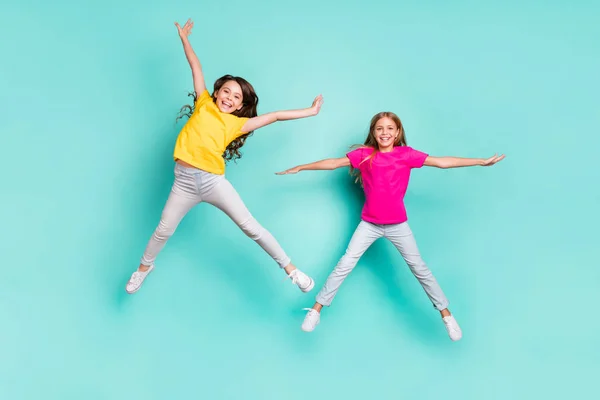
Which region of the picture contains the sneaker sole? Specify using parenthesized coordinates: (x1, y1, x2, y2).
(126, 285, 142, 294)
(300, 277, 315, 293)
(301, 321, 319, 332)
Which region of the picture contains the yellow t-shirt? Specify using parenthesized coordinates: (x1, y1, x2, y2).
(173, 89, 249, 175)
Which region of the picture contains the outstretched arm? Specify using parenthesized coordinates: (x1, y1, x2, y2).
(424, 153, 505, 169)
(175, 19, 206, 95)
(276, 156, 350, 175)
(241, 95, 323, 133)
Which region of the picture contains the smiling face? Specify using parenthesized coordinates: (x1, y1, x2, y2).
(214, 80, 244, 113)
(373, 117, 400, 151)
(362, 111, 407, 153)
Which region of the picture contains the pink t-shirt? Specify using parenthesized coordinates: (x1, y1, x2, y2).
(346, 145, 429, 225)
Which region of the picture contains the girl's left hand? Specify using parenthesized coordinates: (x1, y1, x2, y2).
(311, 95, 324, 115)
(482, 153, 506, 166)
(276, 167, 301, 175)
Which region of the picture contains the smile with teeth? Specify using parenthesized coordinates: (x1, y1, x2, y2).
(222, 100, 233, 108)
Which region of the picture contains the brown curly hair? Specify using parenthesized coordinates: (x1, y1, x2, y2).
(176, 74, 259, 163)
(350, 111, 407, 185)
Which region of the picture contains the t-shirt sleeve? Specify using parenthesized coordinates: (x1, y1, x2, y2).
(229, 116, 251, 141)
(194, 89, 212, 108)
(346, 148, 364, 169)
(405, 146, 429, 168)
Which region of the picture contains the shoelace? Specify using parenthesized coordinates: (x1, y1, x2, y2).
(443, 317, 458, 330)
(301, 308, 319, 324)
(129, 271, 145, 284)
(283, 270, 299, 285)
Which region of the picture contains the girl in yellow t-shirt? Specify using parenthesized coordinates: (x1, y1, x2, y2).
(126, 18, 323, 295)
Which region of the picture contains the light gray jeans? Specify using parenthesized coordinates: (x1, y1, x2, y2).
(140, 163, 291, 268)
(316, 220, 450, 311)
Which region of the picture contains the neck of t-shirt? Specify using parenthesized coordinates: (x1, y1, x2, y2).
(378, 146, 395, 153)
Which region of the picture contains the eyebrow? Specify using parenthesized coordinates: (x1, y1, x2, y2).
(225, 86, 242, 96)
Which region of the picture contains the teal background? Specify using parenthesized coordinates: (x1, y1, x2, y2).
(1, 0, 599, 399)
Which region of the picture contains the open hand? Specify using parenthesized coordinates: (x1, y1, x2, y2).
(482, 153, 506, 166)
(275, 167, 301, 175)
(175, 19, 194, 39)
(311, 94, 324, 116)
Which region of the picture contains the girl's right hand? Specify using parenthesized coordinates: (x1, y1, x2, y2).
(276, 167, 301, 175)
(175, 19, 194, 40)
(310, 95, 324, 116)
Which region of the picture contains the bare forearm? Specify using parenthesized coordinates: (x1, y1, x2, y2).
(242, 108, 316, 132)
(424, 153, 505, 169)
(274, 107, 318, 121)
(277, 156, 349, 175)
(435, 157, 485, 169)
(258, 108, 316, 126)
(242, 94, 322, 133)
(297, 158, 344, 171)
(181, 37, 201, 71)
(180, 36, 206, 94)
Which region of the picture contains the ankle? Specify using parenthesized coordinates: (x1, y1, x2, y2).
(138, 264, 150, 272)
(284, 264, 297, 275)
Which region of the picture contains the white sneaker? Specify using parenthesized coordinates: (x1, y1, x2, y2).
(286, 269, 315, 293)
(301, 308, 321, 332)
(442, 315, 463, 341)
(125, 265, 154, 294)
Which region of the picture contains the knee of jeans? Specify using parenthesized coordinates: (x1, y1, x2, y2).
(154, 220, 175, 241)
(239, 217, 263, 240)
(343, 248, 364, 262)
(334, 254, 358, 275)
(407, 259, 432, 278)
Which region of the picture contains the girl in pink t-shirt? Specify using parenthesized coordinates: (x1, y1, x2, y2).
(277, 111, 504, 341)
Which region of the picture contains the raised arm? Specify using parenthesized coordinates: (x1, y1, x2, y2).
(175, 19, 206, 95)
(424, 153, 505, 169)
(276, 156, 350, 175)
(241, 95, 323, 133)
